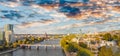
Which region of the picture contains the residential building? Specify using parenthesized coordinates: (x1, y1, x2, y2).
(99, 40, 117, 47)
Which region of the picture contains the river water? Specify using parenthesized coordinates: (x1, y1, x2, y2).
(0, 39, 65, 56)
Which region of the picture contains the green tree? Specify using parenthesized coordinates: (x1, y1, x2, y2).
(61, 34, 94, 56)
(77, 51, 90, 56)
(103, 33, 113, 41)
(31, 37, 35, 41)
(18, 40, 22, 44)
(79, 42, 87, 48)
(0, 45, 4, 50)
(37, 37, 42, 41)
(12, 42, 18, 48)
(98, 46, 113, 56)
(60, 37, 67, 48)
(5, 43, 11, 49)
(64, 42, 78, 52)
(26, 41, 30, 44)
(113, 35, 118, 40)
(117, 41, 120, 47)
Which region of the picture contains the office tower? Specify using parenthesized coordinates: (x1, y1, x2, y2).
(4, 24, 15, 43)
(4, 24, 14, 32)
(0, 30, 5, 45)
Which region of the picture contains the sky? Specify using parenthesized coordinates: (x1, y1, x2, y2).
(0, 0, 120, 34)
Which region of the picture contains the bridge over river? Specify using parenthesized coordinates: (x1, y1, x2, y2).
(20, 44, 61, 49)
(0, 38, 66, 56)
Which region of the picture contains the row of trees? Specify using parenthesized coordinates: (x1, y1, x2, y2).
(60, 32, 120, 56)
(98, 46, 113, 56)
(83, 32, 120, 56)
(98, 46, 120, 56)
(89, 32, 120, 42)
(97, 32, 120, 56)
(60, 34, 94, 56)
(0, 36, 44, 50)
(98, 33, 120, 47)
(84, 32, 120, 47)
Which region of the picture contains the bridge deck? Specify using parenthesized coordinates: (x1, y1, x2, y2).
(20, 44, 60, 47)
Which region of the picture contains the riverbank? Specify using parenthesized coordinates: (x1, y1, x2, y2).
(0, 37, 44, 53)
(0, 38, 66, 56)
(60, 34, 94, 56)
(64, 50, 76, 56)
(0, 47, 20, 55)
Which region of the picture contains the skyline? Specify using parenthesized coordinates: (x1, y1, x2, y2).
(0, 0, 120, 34)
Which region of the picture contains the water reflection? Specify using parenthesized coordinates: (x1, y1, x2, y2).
(12, 48, 65, 56)
(0, 52, 12, 56)
(0, 39, 65, 56)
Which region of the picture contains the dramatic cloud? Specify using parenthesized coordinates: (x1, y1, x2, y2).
(0, 0, 120, 34)
(16, 19, 60, 28)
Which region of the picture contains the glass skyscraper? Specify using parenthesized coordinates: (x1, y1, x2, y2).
(0, 30, 5, 45)
(4, 24, 15, 43)
(4, 24, 14, 32)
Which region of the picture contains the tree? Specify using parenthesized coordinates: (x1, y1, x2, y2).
(77, 51, 90, 56)
(60, 37, 67, 48)
(117, 41, 120, 47)
(0, 46, 4, 50)
(37, 37, 42, 41)
(18, 40, 22, 44)
(26, 41, 30, 44)
(54, 34, 59, 39)
(12, 42, 18, 48)
(79, 42, 87, 48)
(5, 43, 11, 49)
(65, 42, 78, 52)
(31, 37, 35, 41)
(114, 49, 120, 56)
(103, 33, 113, 41)
(98, 46, 113, 56)
(113, 35, 118, 40)
(60, 34, 94, 56)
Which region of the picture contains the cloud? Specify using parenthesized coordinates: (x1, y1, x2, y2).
(1, 1, 120, 34)
(57, 23, 90, 30)
(16, 19, 60, 28)
(0, 2, 21, 7)
(57, 16, 120, 30)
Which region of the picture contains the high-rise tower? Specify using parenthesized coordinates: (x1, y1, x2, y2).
(4, 24, 15, 43)
(4, 24, 14, 32)
(0, 30, 5, 45)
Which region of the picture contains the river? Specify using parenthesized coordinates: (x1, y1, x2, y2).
(0, 39, 65, 56)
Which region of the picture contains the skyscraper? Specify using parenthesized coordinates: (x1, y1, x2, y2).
(4, 24, 14, 32)
(4, 24, 15, 43)
(0, 30, 5, 45)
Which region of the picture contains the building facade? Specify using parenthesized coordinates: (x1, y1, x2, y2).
(4, 24, 15, 43)
(0, 30, 5, 45)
